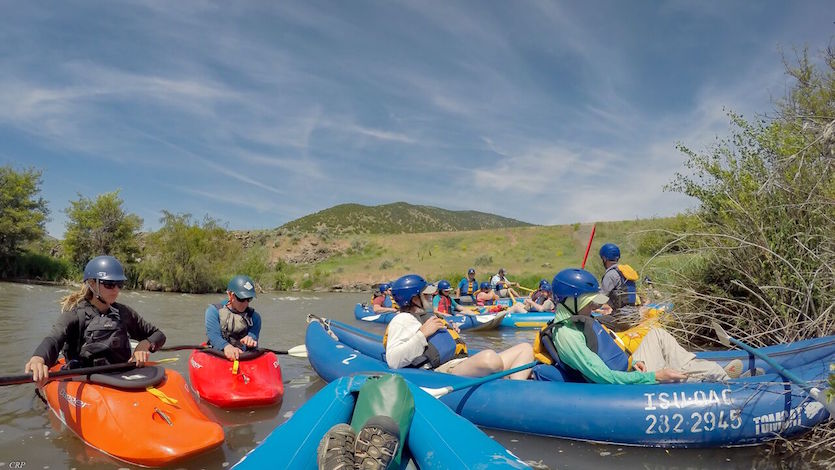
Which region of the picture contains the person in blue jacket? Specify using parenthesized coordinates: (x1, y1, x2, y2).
(205, 275, 262, 360)
(456, 268, 479, 301)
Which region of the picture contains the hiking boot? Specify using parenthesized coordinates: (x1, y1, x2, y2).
(354, 415, 400, 470)
(723, 359, 743, 379)
(317, 423, 356, 470)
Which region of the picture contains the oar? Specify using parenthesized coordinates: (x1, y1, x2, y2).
(515, 285, 536, 293)
(420, 361, 538, 398)
(581, 223, 597, 269)
(711, 321, 835, 415)
(159, 344, 308, 358)
(2, 362, 142, 386)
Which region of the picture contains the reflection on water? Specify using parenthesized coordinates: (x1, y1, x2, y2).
(0, 282, 817, 469)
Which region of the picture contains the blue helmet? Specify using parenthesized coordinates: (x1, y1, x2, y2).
(599, 243, 621, 262)
(552, 268, 600, 303)
(391, 274, 428, 307)
(438, 280, 451, 292)
(227, 275, 257, 299)
(83, 255, 127, 282)
(479, 282, 490, 290)
(539, 279, 550, 291)
(378, 283, 391, 293)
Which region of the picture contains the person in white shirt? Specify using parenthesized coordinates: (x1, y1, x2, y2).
(384, 274, 533, 380)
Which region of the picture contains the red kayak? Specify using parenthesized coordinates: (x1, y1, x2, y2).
(188, 347, 284, 408)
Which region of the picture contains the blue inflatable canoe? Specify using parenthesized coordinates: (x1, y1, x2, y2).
(353, 303, 507, 331)
(306, 317, 834, 447)
(233, 374, 530, 469)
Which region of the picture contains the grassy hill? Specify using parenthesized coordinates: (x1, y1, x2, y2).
(278, 202, 533, 234)
(252, 216, 686, 291)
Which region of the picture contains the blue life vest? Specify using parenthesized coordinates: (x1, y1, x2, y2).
(460, 279, 478, 296)
(535, 316, 629, 380)
(615, 270, 638, 305)
(383, 313, 468, 369)
(382, 295, 393, 308)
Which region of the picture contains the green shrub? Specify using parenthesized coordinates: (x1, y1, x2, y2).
(473, 255, 492, 266)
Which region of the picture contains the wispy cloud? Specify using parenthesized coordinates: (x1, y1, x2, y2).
(1, 1, 831, 237)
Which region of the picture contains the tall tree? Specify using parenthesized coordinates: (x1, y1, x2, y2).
(140, 211, 240, 293)
(63, 191, 143, 267)
(0, 166, 49, 270)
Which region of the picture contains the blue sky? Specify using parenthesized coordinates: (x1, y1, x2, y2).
(1, 1, 832, 237)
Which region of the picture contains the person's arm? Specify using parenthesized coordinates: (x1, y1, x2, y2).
(31, 310, 78, 367)
(600, 270, 619, 300)
(205, 304, 229, 351)
(385, 315, 428, 369)
(371, 296, 396, 313)
(121, 304, 166, 351)
(456, 279, 466, 297)
(555, 327, 655, 385)
(247, 311, 261, 341)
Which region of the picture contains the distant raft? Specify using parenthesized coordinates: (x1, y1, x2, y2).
(232, 374, 531, 469)
(353, 303, 507, 331)
(306, 317, 834, 448)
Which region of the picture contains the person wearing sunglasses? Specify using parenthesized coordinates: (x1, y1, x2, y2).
(205, 274, 262, 361)
(24, 255, 167, 385)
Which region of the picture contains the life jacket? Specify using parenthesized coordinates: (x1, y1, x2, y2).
(533, 316, 630, 374)
(214, 302, 254, 349)
(383, 312, 468, 369)
(382, 295, 393, 308)
(435, 294, 452, 314)
(608, 264, 641, 309)
(476, 291, 496, 306)
(76, 306, 131, 366)
(530, 290, 547, 305)
(462, 279, 478, 296)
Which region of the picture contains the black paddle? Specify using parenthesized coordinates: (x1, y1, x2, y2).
(159, 344, 308, 357)
(1, 362, 140, 386)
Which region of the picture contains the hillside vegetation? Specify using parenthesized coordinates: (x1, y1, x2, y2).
(279, 202, 533, 234)
(233, 216, 684, 293)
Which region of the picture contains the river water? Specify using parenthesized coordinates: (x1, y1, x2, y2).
(0, 282, 810, 469)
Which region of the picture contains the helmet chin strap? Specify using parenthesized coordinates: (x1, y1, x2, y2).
(91, 280, 110, 306)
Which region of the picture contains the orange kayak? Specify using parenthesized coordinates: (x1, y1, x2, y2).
(189, 348, 284, 408)
(42, 361, 224, 467)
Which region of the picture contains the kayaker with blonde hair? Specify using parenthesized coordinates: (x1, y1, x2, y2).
(24, 255, 166, 385)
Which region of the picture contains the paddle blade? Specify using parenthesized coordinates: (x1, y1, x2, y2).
(286, 345, 308, 358)
(420, 385, 453, 399)
(711, 321, 731, 347)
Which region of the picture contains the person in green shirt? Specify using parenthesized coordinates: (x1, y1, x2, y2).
(540, 268, 740, 384)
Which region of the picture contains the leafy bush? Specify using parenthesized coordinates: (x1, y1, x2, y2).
(139, 212, 239, 293)
(660, 47, 835, 345)
(5, 252, 74, 281)
(472, 255, 492, 266)
(62, 190, 142, 267)
(0, 166, 49, 274)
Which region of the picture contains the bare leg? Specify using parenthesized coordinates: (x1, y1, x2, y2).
(497, 343, 534, 380)
(449, 350, 504, 378)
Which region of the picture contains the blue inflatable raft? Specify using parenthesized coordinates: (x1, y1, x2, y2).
(233, 374, 530, 469)
(353, 303, 507, 331)
(306, 317, 834, 447)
